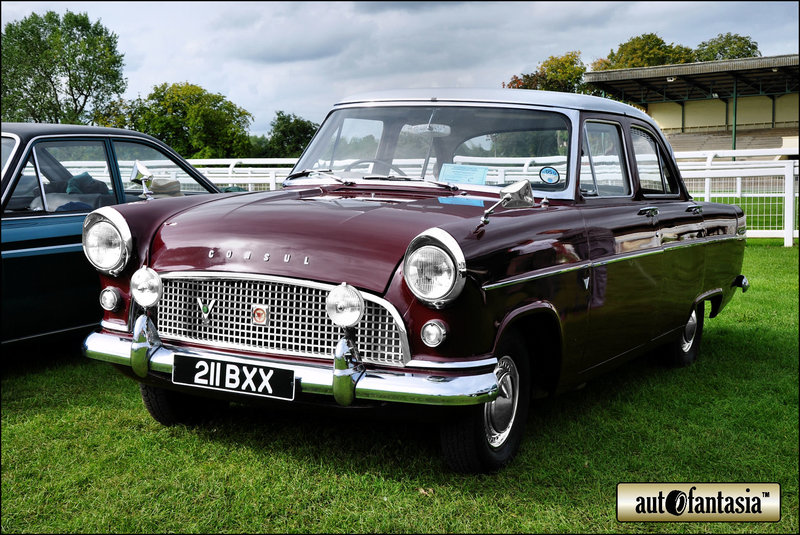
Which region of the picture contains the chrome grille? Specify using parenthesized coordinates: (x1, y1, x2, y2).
(156, 274, 408, 366)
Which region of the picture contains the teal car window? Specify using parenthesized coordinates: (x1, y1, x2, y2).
(31, 140, 115, 212)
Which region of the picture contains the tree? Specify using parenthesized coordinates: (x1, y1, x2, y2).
(695, 32, 761, 62)
(591, 33, 695, 71)
(95, 82, 253, 158)
(504, 51, 589, 94)
(1, 10, 126, 124)
(249, 111, 319, 158)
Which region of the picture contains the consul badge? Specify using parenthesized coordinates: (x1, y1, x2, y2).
(208, 248, 310, 265)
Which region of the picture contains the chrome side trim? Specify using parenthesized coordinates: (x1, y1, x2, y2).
(82, 331, 498, 406)
(1, 243, 83, 259)
(483, 233, 742, 291)
(483, 262, 590, 291)
(593, 248, 662, 267)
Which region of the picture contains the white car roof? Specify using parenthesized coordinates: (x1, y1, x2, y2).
(336, 88, 653, 122)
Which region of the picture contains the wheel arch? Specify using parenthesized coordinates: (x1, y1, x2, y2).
(494, 303, 563, 398)
(695, 288, 723, 318)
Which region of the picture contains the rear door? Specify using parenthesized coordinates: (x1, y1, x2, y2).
(628, 124, 705, 335)
(578, 118, 663, 373)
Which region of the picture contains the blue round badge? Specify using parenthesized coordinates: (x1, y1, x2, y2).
(539, 167, 560, 184)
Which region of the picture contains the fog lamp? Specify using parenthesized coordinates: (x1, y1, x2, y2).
(130, 267, 162, 308)
(99, 287, 121, 312)
(421, 320, 447, 348)
(326, 283, 365, 328)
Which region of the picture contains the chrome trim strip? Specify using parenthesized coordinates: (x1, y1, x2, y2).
(101, 320, 129, 332)
(593, 248, 662, 267)
(1, 243, 82, 258)
(82, 331, 498, 406)
(483, 261, 590, 291)
(483, 233, 742, 291)
(158, 271, 412, 365)
(406, 356, 498, 370)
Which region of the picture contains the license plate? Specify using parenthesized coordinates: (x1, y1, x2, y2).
(172, 354, 295, 401)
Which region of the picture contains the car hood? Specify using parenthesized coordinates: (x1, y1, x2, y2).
(150, 186, 499, 293)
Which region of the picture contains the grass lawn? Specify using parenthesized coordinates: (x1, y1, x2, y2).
(2, 239, 797, 534)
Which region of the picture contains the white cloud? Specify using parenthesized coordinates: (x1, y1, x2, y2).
(2, 1, 797, 135)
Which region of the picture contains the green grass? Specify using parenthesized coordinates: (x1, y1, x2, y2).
(2, 239, 797, 534)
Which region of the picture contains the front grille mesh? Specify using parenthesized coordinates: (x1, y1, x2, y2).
(156, 276, 406, 366)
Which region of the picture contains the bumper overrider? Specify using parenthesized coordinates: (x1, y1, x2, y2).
(83, 314, 500, 407)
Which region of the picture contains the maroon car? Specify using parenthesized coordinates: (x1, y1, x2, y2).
(82, 89, 749, 473)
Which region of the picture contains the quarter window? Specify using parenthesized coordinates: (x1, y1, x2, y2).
(580, 122, 630, 197)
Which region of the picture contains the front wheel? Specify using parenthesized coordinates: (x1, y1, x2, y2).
(139, 383, 228, 426)
(439, 337, 530, 473)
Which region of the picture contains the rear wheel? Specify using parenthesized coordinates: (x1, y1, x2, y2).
(664, 302, 705, 367)
(439, 336, 530, 473)
(139, 383, 228, 426)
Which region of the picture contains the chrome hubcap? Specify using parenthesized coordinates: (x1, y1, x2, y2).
(484, 356, 519, 449)
(681, 310, 698, 353)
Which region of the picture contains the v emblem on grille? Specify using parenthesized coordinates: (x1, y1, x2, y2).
(197, 297, 216, 325)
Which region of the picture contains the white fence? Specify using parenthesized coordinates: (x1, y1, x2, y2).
(187, 148, 799, 247)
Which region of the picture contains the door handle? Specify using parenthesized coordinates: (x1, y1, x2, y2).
(637, 206, 659, 217)
(686, 205, 703, 215)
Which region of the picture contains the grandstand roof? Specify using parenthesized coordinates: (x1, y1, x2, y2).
(585, 54, 799, 105)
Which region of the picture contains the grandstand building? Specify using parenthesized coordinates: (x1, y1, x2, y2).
(585, 54, 799, 154)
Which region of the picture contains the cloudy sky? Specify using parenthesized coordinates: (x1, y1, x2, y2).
(2, 1, 798, 135)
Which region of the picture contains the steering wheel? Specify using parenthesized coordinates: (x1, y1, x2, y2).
(343, 159, 407, 176)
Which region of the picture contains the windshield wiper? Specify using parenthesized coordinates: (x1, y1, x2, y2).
(362, 174, 416, 181)
(284, 169, 353, 185)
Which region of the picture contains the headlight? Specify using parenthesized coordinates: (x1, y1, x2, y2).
(405, 246, 455, 299)
(326, 283, 365, 327)
(82, 207, 133, 276)
(130, 267, 162, 308)
(403, 228, 466, 308)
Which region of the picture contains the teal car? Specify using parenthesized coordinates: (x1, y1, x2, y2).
(1, 123, 220, 345)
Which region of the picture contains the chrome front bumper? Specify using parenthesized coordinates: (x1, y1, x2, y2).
(83, 316, 499, 407)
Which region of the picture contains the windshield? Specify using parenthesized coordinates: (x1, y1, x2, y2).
(292, 105, 571, 192)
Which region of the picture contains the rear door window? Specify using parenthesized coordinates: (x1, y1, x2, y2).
(579, 121, 630, 197)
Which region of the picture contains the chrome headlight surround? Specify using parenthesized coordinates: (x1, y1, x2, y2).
(403, 227, 467, 309)
(82, 207, 133, 277)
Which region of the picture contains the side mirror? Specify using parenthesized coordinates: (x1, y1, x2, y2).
(130, 160, 154, 199)
(499, 179, 535, 208)
(481, 180, 535, 224)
